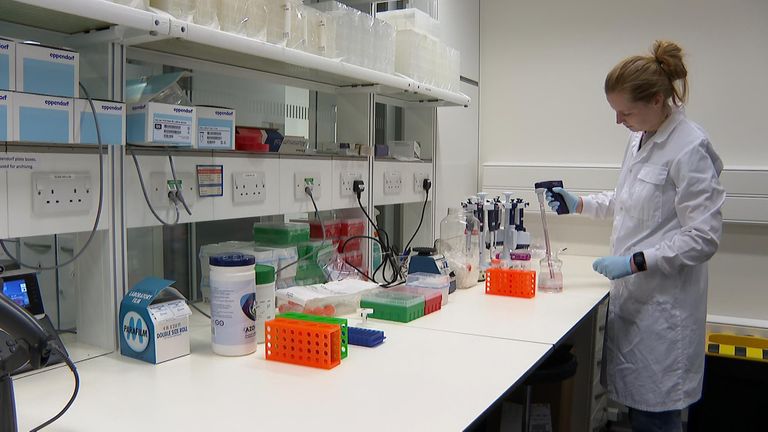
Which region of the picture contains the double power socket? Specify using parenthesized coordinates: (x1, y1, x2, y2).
(32, 172, 93, 216)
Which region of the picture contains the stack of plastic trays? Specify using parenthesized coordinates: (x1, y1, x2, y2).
(264, 318, 341, 369)
(360, 289, 425, 323)
(485, 268, 536, 299)
(377, 8, 440, 38)
(287, 0, 308, 50)
(406, 272, 450, 306)
(373, 19, 396, 74)
(390, 286, 442, 315)
(217, 0, 268, 40)
(348, 327, 385, 347)
(253, 222, 310, 246)
(301, 5, 327, 56)
(151, 0, 196, 21)
(277, 312, 348, 358)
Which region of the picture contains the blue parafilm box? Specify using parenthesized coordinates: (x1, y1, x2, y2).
(0, 38, 14, 91)
(13, 92, 73, 144)
(0, 91, 11, 141)
(127, 102, 196, 147)
(195, 106, 235, 149)
(119, 277, 192, 364)
(75, 99, 125, 146)
(16, 43, 78, 98)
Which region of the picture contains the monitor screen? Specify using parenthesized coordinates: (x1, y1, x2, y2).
(3, 278, 31, 309)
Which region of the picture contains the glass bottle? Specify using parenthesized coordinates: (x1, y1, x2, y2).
(438, 207, 480, 289)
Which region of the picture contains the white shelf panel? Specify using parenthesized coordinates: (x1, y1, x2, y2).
(1, 0, 470, 107)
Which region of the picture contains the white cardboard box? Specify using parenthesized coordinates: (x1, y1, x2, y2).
(0, 38, 15, 91)
(15, 43, 78, 98)
(119, 277, 192, 364)
(0, 91, 12, 141)
(74, 99, 126, 146)
(195, 106, 236, 150)
(12, 92, 73, 144)
(127, 102, 196, 147)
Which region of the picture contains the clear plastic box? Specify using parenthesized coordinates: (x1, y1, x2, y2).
(390, 285, 442, 314)
(406, 272, 450, 305)
(377, 8, 440, 39)
(389, 140, 421, 160)
(277, 280, 377, 316)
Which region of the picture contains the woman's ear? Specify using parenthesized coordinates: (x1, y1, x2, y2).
(652, 92, 664, 108)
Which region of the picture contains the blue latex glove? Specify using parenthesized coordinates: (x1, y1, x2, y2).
(592, 256, 633, 280)
(545, 187, 580, 214)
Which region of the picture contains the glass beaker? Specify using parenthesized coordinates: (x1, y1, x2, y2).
(538, 254, 563, 293)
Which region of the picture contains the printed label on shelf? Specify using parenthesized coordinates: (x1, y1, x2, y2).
(199, 126, 231, 148)
(152, 116, 192, 143)
(197, 164, 223, 197)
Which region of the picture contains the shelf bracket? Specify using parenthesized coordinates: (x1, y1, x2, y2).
(65, 18, 172, 48)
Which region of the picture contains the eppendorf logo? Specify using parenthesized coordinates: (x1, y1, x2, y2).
(0, 43, 9, 50)
(45, 99, 70, 107)
(131, 104, 146, 111)
(214, 110, 234, 117)
(0, 95, 6, 101)
(101, 104, 123, 112)
(173, 107, 193, 114)
(123, 311, 150, 352)
(49, 52, 76, 61)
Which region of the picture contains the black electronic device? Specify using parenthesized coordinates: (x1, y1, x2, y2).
(534, 180, 569, 215)
(0, 272, 68, 375)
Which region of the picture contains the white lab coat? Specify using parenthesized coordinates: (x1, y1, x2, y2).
(582, 107, 725, 411)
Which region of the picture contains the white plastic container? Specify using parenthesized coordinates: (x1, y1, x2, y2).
(209, 253, 257, 356)
(254, 264, 276, 343)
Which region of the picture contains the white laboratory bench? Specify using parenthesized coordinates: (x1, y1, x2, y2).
(401, 255, 611, 345)
(12, 255, 610, 431)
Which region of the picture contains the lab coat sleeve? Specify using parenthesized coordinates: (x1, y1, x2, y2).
(581, 191, 615, 220)
(644, 142, 725, 274)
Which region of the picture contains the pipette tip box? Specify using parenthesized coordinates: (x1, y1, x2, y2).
(126, 102, 196, 147)
(74, 99, 125, 146)
(195, 106, 235, 150)
(0, 38, 14, 91)
(16, 43, 78, 98)
(12, 92, 73, 144)
(360, 289, 425, 323)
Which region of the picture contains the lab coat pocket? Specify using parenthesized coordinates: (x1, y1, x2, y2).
(626, 164, 668, 224)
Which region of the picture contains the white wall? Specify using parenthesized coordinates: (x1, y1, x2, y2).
(480, 0, 768, 322)
(480, 0, 768, 167)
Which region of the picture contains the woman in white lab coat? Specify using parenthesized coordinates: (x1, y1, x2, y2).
(547, 41, 726, 432)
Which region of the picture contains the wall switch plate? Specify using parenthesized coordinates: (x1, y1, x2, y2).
(384, 170, 402, 195)
(340, 171, 364, 197)
(414, 172, 431, 193)
(294, 171, 322, 200)
(32, 172, 93, 215)
(149, 172, 196, 209)
(233, 171, 266, 204)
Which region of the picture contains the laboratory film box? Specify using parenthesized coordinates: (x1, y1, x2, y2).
(0, 38, 15, 91)
(0, 91, 11, 141)
(127, 102, 196, 147)
(12, 92, 73, 144)
(74, 99, 126, 146)
(16, 43, 78, 98)
(195, 106, 236, 150)
(119, 277, 192, 364)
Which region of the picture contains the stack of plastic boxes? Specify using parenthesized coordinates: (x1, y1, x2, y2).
(252, 222, 308, 288)
(406, 272, 451, 306)
(360, 286, 442, 323)
(310, 2, 395, 74)
(378, 8, 460, 92)
(311, 217, 366, 269)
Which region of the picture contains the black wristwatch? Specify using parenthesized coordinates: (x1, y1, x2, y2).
(632, 252, 647, 272)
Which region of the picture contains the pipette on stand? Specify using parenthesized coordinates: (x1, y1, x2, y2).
(477, 192, 489, 270)
(502, 192, 517, 264)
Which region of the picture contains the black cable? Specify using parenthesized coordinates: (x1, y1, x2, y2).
(403, 187, 430, 258)
(0, 82, 105, 270)
(353, 194, 402, 285)
(30, 346, 79, 432)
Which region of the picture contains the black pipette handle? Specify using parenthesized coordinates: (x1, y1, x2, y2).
(534, 180, 569, 215)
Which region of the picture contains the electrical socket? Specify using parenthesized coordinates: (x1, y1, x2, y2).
(294, 171, 322, 200)
(414, 172, 431, 193)
(340, 171, 364, 197)
(32, 172, 93, 216)
(383, 170, 402, 195)
(233, 171, 266, 204)
(149, 172, 196, 209)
